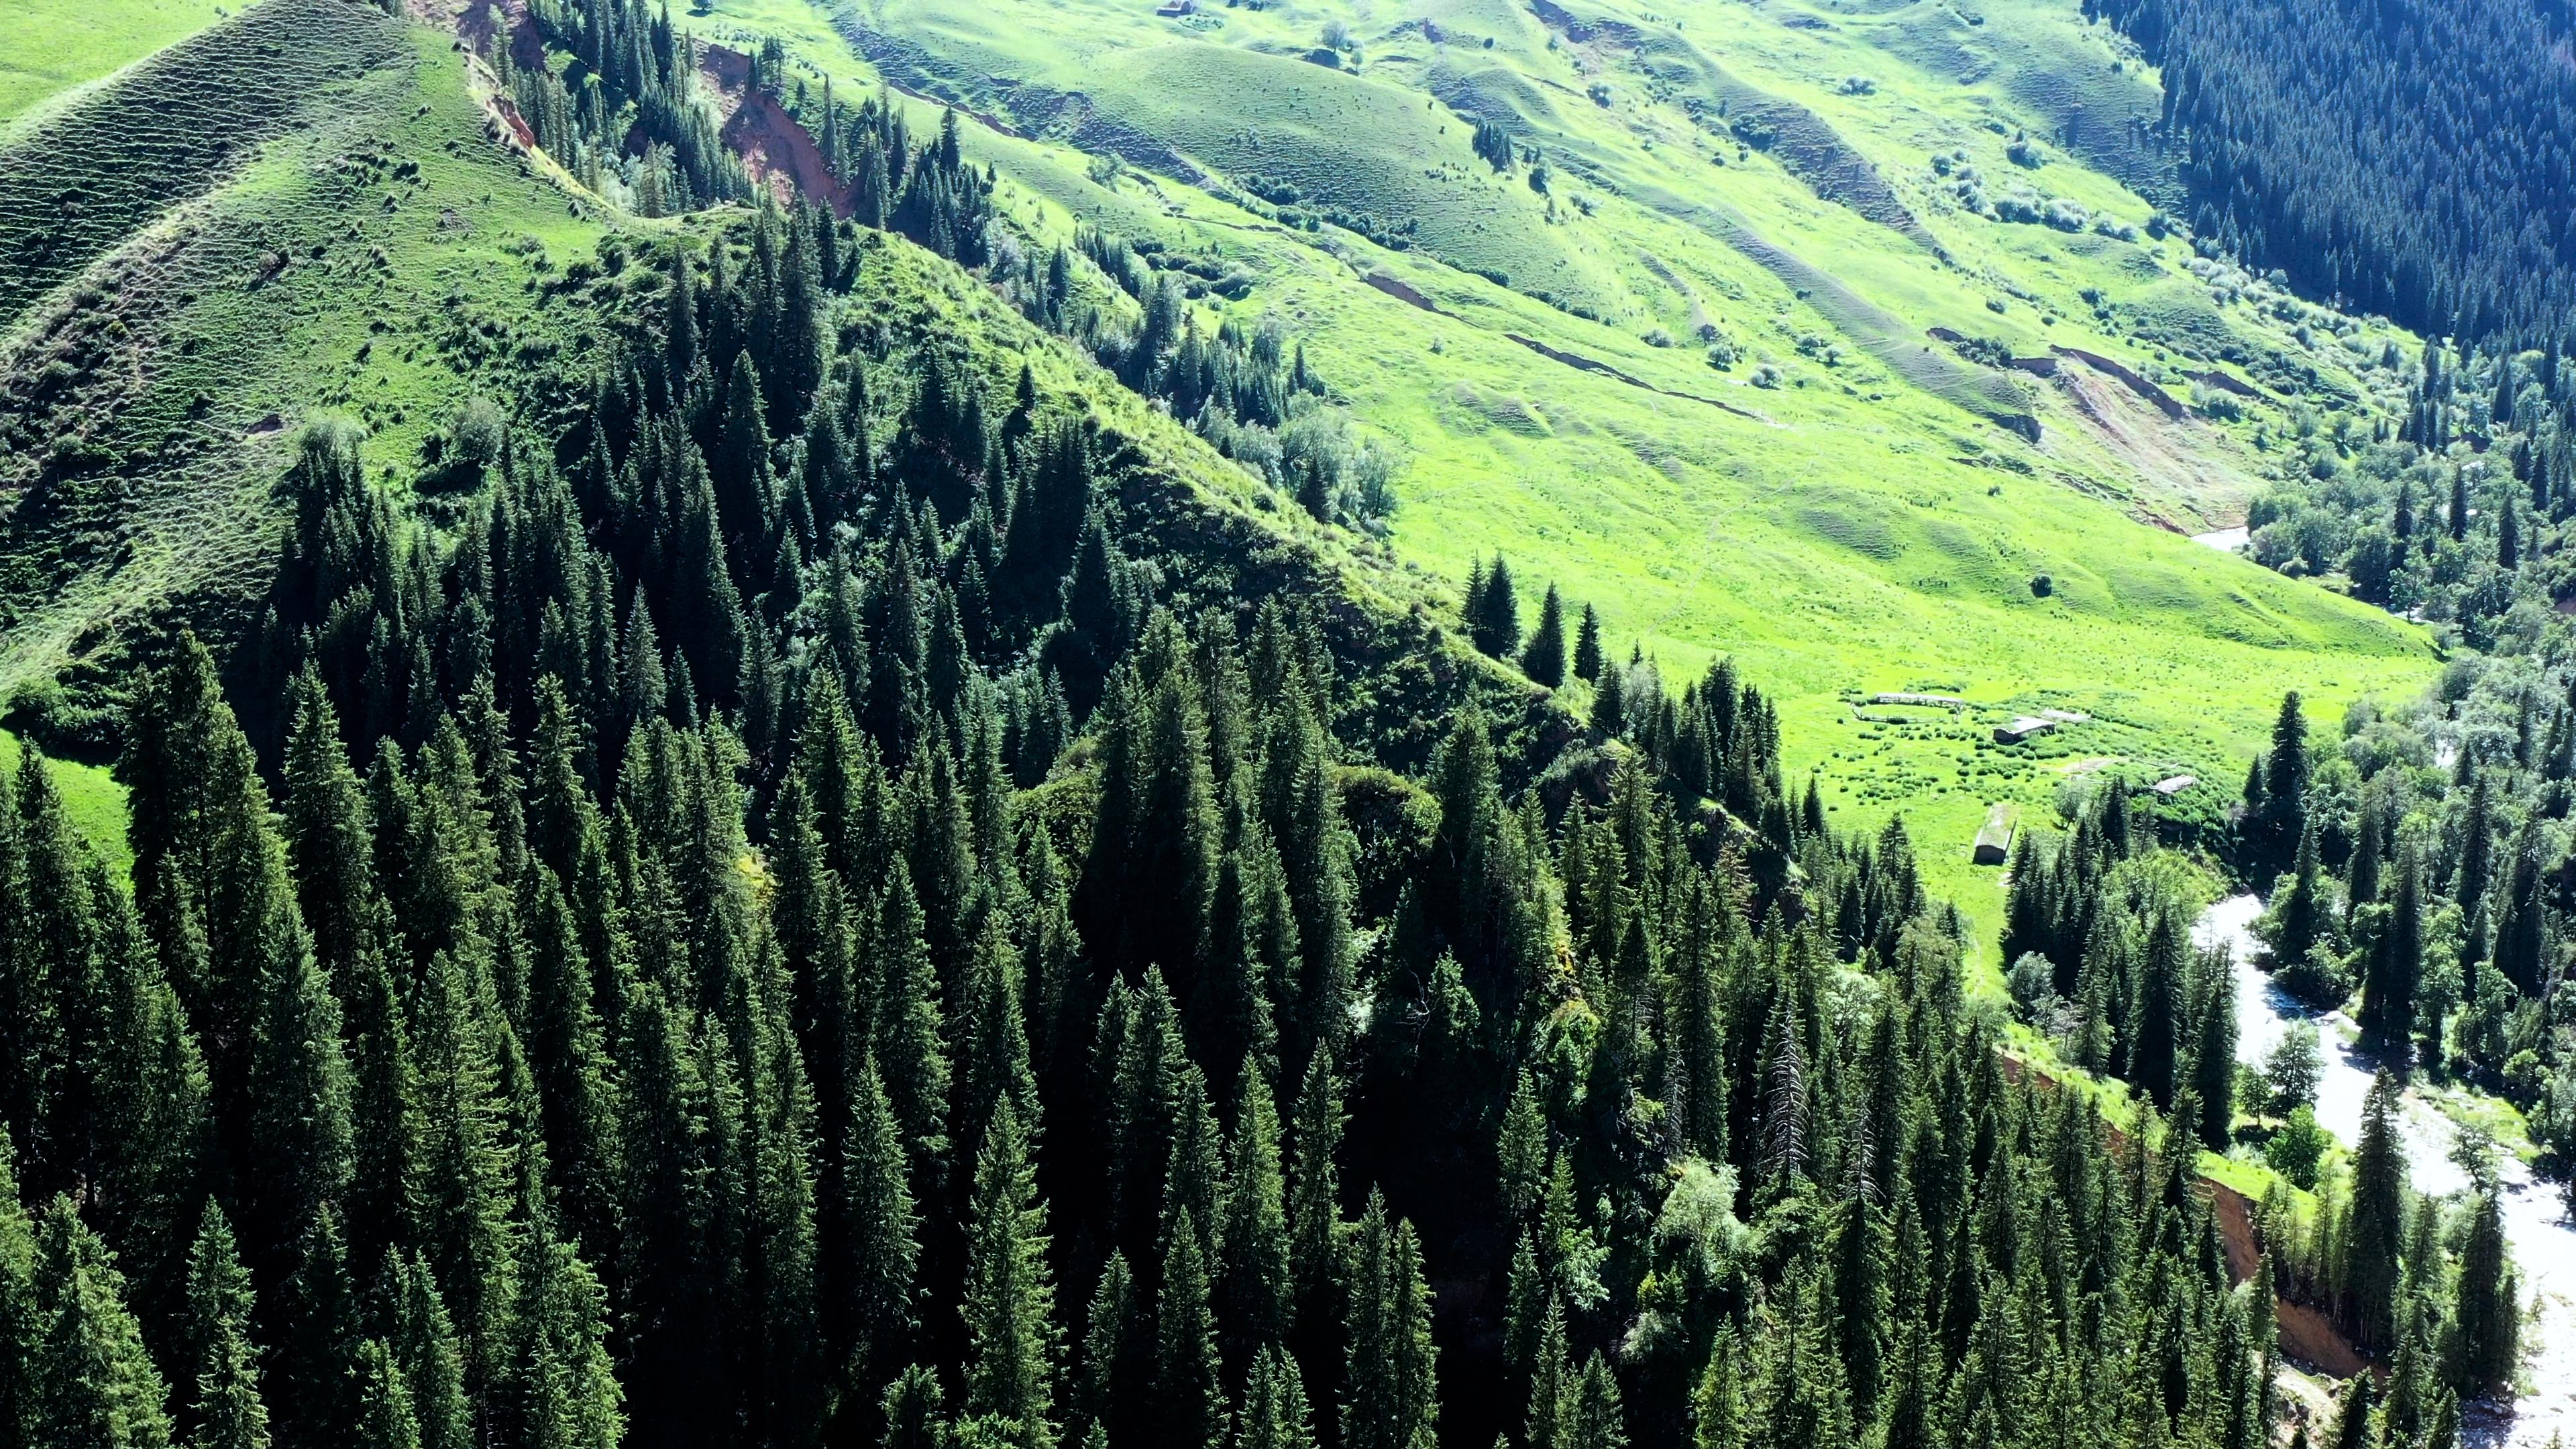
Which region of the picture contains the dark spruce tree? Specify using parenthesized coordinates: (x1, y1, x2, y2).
(1521, 584, 1568, 689)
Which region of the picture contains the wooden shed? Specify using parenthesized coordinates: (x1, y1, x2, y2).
(1993, 716, 2056, 745)
(1974, 803, 2019, 865)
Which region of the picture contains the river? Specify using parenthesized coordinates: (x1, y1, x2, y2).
(2198, 894, 2576, 1445)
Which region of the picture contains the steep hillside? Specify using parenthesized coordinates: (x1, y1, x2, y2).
(0, 13, 2529, 1449)
(682, 0, 2436, 925)
(0, 0, 608, 698)
(0, 0, 1566, 777)
(0, 0, 414, 324)
(0, 0, 2453, 943)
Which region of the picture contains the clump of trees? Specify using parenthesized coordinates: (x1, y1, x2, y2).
(1460, 557, 1806, 859)
(1063, 227, 1394, 529)
(2231, 339, 2576, 648)
(816, 93, 996, 265)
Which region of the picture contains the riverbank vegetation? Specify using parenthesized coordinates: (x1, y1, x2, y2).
(2216, 334, 2576, 1203)
(1994, 697, 2522, 1406)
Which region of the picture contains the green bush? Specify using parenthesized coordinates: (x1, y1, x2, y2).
(2265, 1106, 2330, 1188)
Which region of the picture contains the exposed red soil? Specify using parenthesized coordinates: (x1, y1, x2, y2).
(429, 0, 541, 152)
(2279, 1299, 2368, 1378)
(450, 0, 545, 70)
(697, 44, 854, 219)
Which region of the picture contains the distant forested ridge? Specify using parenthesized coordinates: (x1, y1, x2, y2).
(2090, 0, 2576, 350)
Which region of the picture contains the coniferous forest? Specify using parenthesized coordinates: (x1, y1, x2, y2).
(0, 0, 2563, 1446)
(0, 170, 2524, 1449)
(2088, 0, 2576, 352)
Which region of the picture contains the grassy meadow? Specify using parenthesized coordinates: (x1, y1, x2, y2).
(0, 733, 129, 876)
(685, 0, 2437, 957)
(0, 0, 233, 131)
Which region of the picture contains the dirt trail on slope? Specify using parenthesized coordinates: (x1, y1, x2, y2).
(1502, 332, 1762, 418)
(1998, 1051, 2369, 1379)
(1365, 270, 1762, 417)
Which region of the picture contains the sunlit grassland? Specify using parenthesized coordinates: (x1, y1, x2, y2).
(0, 733, 129, 877)
(0, 0, 234, 132)
(688, 0, 2436, 961)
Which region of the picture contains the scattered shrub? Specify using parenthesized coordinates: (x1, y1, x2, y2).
(1953, 335, 2015, 368)
(2265, 1106, 2329, 1188)
(2, 680, 120, 763)
(450, 396, 507, 470)
(1993, 186, 2045, 224)
(2275, 941, 2354, 1006)
(2190, 384, 2246, 421)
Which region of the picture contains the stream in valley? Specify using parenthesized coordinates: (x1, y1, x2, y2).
(2196, 894, 2576, 1445)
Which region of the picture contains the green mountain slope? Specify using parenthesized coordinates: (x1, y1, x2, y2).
(0, 13, 2518, 1448)
(684, 0, 2434, 926)
(0, 0, 1557, 775)
(0, 0, 608, 688)
(0, 0, 2438, 943)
